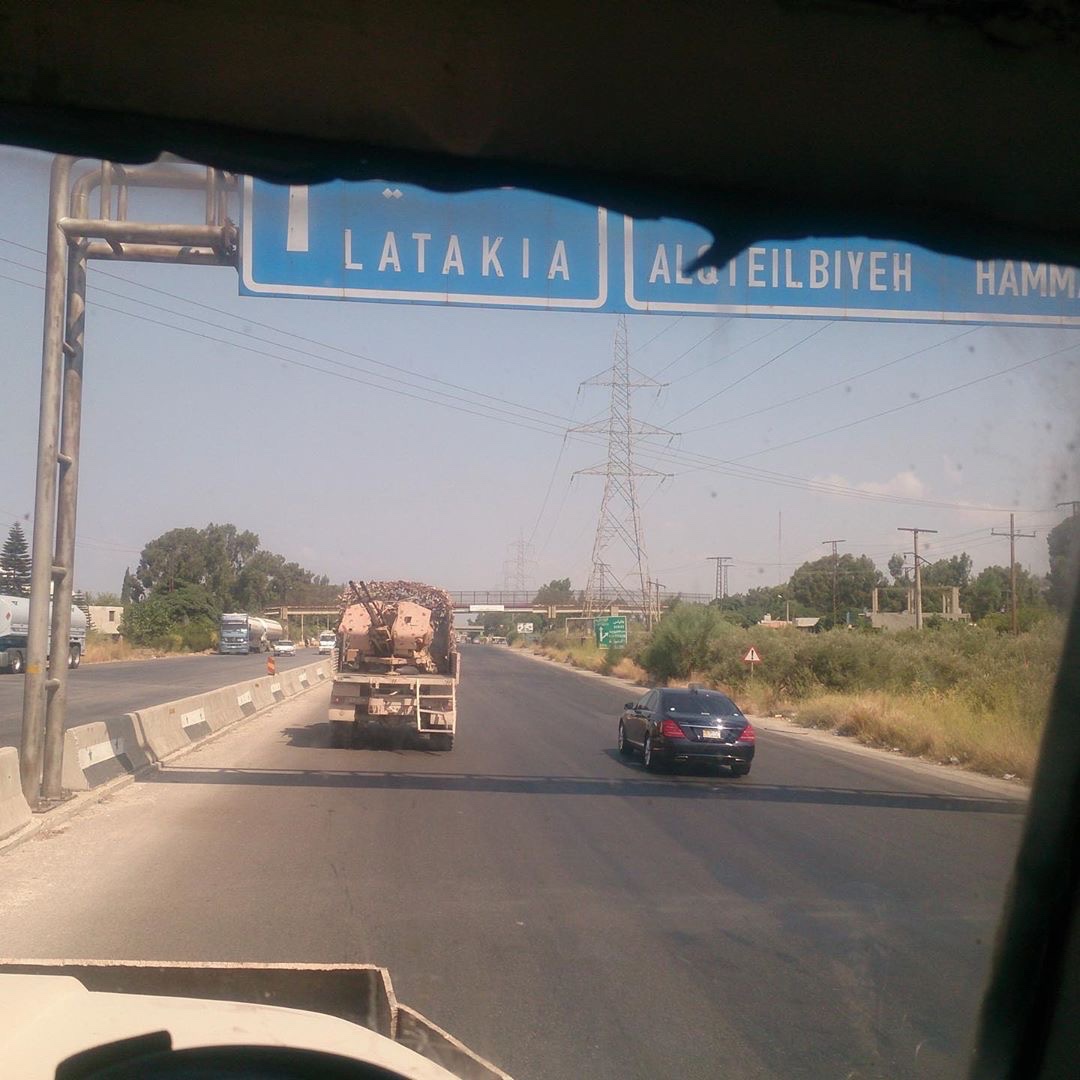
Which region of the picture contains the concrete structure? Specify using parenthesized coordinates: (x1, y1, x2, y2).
(758, 616, 821, 631)
(88, 605, 123, 637)
(869, 586, 969, 631)
(0, 746, 32, 844)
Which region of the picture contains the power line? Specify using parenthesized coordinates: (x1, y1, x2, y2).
(3, 264, 1046, 518)
(0, 252, 576, 431)
(731, 341, 1080, 462)
(666, 320, 791, 385)
(669, 322, 832, 424)
(683, 326, 982, 434)
(0, 270, 588, 444)
(0, 259, 1058, 520)
(649, 319, 731, 378)
(630, 316, 685, 356)
(0, 240, 577, 429)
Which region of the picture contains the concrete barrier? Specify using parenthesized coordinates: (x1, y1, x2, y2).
(57, 660, 330, 793)
(0, 746, 32, 844)
(137, 697, 212, 761)
(61, 719, 150, 792)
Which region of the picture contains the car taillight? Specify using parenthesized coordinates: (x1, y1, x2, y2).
(737, 722, 756, 743)
(660, 718, 686, 739)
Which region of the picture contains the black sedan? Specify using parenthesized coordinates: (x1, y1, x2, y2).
(618, 687, 755, 776)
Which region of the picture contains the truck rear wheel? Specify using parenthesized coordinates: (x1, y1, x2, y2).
(68, 645, 81, 669)
(432, 733, 454, 752)
(9, 650, 24, 675)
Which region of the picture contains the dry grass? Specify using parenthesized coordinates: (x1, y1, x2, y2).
(82, 633, 210, 664)
(791, 691, 1042, 779)
(609, 656, 648, 683)
(523, 639, 648, 683)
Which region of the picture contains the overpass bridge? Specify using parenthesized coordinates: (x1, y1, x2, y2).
(265, 590, 712, 626)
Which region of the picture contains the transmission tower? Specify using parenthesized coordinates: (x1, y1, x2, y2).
(506, 530, 535, 595)
(574, 316, 672, 625)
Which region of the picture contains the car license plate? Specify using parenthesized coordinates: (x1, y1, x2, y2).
(700, 729, 722, 739)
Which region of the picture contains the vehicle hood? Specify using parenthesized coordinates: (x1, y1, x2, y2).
(0, 973, 460, 1080)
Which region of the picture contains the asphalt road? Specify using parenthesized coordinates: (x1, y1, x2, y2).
(0, 646, 1027, 1079)
(0, 650, 319, 749)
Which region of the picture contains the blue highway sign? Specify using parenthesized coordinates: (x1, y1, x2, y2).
(624, 216, 1080, 326)
(241, 178, 1080, 326)
(241, 178, 609, 311)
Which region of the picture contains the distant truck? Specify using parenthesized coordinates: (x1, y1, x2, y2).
(318, 630, 336, 655)
(0, 594, 88, 674)
(218, 612, 284, 654)
(328, 580, 459, 750)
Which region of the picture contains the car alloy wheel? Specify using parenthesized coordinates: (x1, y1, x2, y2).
(644, 735, 662, 772)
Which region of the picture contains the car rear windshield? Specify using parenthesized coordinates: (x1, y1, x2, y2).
(662, 691, 739, 716)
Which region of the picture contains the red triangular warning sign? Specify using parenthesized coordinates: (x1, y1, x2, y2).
(742, 646, 762, 663)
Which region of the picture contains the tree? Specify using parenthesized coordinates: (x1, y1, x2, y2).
(1, 522, 32, 596)
(471, 611, 518, 638)
(887, 553, 909, 585)
(708, 585, 790, 628)
(1047, 514, 1080, 613)
(921, 552, 973, 589)
(120, 584, 219, 650)
(962, 564, 1046, 623)
(533, 578, 574, 606)
(789, 554, 886, 618)
(120, 567, 143, 604)
(136, 527, 210, 597)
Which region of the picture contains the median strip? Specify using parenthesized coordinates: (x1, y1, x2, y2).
(1, 659, 330, 848)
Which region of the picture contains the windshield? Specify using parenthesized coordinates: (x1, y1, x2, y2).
(0, 70, 1075, 1080)
(662, 690, 739, 716)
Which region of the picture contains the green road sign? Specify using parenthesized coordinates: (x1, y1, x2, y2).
(594, 615, 628, 649)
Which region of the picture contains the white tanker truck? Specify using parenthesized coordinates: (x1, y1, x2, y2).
(0, 594, 88, 674)
(218, 612, 283, 654)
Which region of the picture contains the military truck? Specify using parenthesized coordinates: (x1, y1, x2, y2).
(328, 581, 459, 750)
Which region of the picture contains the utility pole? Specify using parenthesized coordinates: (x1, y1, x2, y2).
(897, 528, 937, 629)
(707, 555, 732, 608)
(777, 511, 783, 587)
(821, 539, 846, 626)
(575, 315, 672, 629)
(992, 513, 1036, 635)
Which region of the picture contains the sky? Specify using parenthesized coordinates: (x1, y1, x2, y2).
(1, 146, 1078, 600)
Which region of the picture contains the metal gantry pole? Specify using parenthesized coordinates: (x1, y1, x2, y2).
(41, 233, 88, 801)
(19, 155, 74, 807)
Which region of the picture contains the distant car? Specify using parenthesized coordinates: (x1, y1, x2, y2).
(273, 639, 297, 656)
(618, 687, 755, 776)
